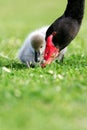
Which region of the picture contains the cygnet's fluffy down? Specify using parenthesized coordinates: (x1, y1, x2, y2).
(18, 26, 67, 67)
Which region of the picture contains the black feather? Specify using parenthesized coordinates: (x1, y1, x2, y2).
(46, 0, 85, 50)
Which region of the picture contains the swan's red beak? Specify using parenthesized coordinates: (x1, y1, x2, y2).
(41, 34, 59, 67)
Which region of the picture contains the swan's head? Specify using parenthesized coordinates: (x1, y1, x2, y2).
(41, 33, 59, 67)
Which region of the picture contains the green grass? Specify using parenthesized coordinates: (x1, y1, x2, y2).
(0, 0, 87, 130)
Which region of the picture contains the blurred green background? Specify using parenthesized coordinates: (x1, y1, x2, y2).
(0, 0, 87, 130)
(0, 0, 87, 58)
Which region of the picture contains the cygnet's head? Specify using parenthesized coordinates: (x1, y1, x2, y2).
(31, 34, 46, 63)
(31, 34, 45, 51)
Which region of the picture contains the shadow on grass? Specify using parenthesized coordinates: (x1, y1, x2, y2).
(6, 62, 27, 70)
(0, 57, 27, 70)
(64, 54, 87, 67)
(0, 54, 87, 70)
(55, 54, 87, 69)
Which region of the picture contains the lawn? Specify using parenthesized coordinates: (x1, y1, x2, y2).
(0, 0, 87, 130)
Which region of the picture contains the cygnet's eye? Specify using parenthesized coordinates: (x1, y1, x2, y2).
(40, 45, 43, 48)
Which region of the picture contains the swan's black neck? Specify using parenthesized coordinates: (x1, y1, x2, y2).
(64, 0, 85, 24)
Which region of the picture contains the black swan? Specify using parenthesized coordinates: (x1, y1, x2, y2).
(42, 0, 85, 67)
